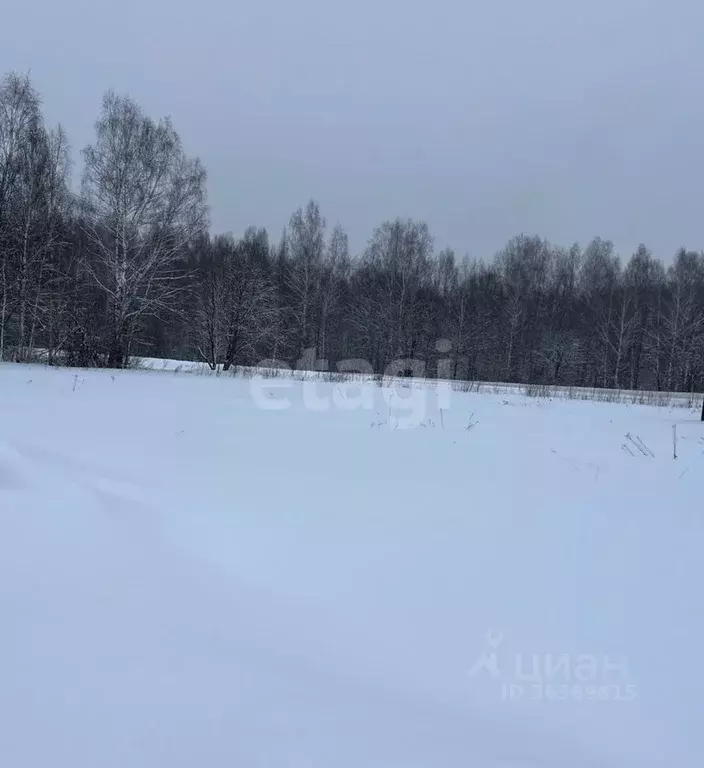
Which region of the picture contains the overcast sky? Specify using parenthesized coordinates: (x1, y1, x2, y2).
(2, 0, 703, 261)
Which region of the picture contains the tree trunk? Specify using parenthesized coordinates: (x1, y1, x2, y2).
(0, 259, 6, 362)
(223, 327, 240, 371)
(108, 336, 125, 368)
(17, 216, 31, 361)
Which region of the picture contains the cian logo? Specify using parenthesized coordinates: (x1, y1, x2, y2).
(468, 630, 637, 704)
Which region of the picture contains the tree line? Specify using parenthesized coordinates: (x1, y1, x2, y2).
(1, 71, 704, 393)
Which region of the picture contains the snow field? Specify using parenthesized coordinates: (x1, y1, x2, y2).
(0, 362, 702, 767)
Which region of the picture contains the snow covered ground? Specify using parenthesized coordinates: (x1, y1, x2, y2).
(136, 355, 697, 408)
(1, 361, 702, 767)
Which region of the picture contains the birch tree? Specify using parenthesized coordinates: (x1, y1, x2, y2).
(662, 250, 704, 391)
(12, 125, 71, 360)
(318, 223, 349, 363)
(0, 73, 70, 362)
(364, 218, 433, 363)
(286, 200, 325, 360)
(0, 73, 42, 360)
(81, 91, 207, 367)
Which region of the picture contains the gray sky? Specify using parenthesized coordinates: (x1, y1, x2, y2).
(2, 0, 703, 261)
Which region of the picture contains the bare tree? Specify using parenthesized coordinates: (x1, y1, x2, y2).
(221, 230, 279, 371)
(190, 236, 229, 369)
(81, 91, 207, 367)
(12, 125, 71, 360)
(0, 74, 71, 362)
(660, 250, 704, 391)
(364, 218, 433, 364)
(496, 235, 551, 381)
(624, 245, 662, 389)
(0, 73, 42, 360)
(579, 237, 620, 386)
(318, 223, 349, 363)
(599, 286, 635, 388)
(286, 200, 325, 360)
